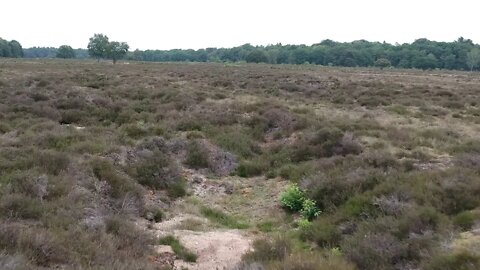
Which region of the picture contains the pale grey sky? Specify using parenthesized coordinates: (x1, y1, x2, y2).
(2, 0, 479, 50)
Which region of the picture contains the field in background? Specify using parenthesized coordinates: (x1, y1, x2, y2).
(0, 59, 479, 270)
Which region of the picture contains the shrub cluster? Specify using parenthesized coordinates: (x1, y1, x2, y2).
(280, 184, 320, 221)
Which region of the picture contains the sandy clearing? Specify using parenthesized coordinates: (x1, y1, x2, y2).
(173, 230, 252, 270)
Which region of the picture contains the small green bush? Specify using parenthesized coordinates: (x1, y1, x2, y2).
(297, 218, 312, 230)
(300, 199, 321, 220)
(280, 184, 305, 212)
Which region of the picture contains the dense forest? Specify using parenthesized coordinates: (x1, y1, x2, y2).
(128, 38, 480, 70)
(4, 37, 480, 71)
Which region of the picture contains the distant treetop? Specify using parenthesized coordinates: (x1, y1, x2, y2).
(56, 45, 75, 59)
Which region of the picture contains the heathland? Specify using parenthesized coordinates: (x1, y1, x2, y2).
(0, 59, 479, 269)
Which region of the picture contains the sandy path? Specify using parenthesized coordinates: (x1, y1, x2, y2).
(152, 214, 252, 270)
(173, 230, 251, 270)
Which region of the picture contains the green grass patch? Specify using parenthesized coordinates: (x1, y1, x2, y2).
(200, 206, 249, 229)
(158, 235, 197, 262)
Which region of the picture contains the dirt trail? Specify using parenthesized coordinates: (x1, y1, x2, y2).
(149, 170, 259, 270)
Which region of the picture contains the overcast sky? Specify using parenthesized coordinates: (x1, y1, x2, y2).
(2, 0, 479, 50)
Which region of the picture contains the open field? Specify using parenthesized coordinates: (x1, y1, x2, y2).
(0, 59, 479, 269)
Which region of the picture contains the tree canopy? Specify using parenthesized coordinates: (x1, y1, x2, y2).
(0, 38, 23, 58)
(87, 34, 110, 60)
(87, 34, 129, 63)
(246, 50, 269, 63)
(107, 41, 129, 64)
(466, 48, 480, 71)
(56, 45, 75, 59)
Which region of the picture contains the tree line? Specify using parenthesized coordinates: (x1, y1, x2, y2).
(4, 35, 480, 70)
(128, 38, 480, 70)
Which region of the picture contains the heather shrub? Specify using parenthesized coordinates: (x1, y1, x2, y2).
(425, 251, 480, 270)
(270, 252, 356, 270)
(128, 150, 183, 193)
(242, 235, 291, 263)
(453, 211, 477, 231)
(236, 159, 267, 177)
(300, 218, 340, 247)
(342, 231, 408, 270)
(92, 159, 142, 199)
(185, 140, 209, 169)
(0, 194, 44, 219)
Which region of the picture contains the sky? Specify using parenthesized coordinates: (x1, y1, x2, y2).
(2, 0, 479, 50)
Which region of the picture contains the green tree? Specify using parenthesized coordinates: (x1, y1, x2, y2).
(8, 40, 23, 57)
(412, 53, 438, 70)
(246, 50, 268, 63)
(87, 34, 109, 60)
(0, 38, 11, 57)
(374, 58, 391, 69)
(56, 45, 75, 59)
(466, 48, 480, 71)
(106, 41, 129, 64)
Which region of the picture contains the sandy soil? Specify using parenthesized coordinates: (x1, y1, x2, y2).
(173, 230, 251, 270)
(152, 213, 252, 270)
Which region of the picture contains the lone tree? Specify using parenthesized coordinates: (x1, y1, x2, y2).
(8, 40, 23, 58)
(87, 34, 129, 64)
(467, 48, 480, 71)
(106, 41, 129, 64)
(56, 45, 75, 59)
(375, 58, 391, 69)
(88, 34, 109, 61)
